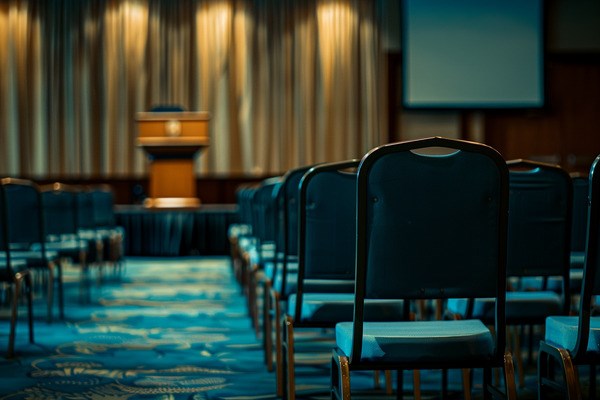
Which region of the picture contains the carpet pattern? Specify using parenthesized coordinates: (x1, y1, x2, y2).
(1, 257, 542, 399)
(0, 257, 277, 399)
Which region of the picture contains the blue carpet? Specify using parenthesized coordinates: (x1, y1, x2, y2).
(0, 257, 540, 399)
(0, 257, 279, 399)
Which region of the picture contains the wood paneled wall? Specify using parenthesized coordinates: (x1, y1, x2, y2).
(485, 56, 600, 173)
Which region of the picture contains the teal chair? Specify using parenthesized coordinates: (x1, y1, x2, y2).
(538, 154, 600, 399)
(282, 160, 406, 399)
(332, 137, 516, 400)
(228, 183, 258, 285)
(263, 166, 312, 379)
(2, 178, 63, 322)
(240, 177, 281, 334)
(0, 183, 33, 358)
(448, 159, 573, 387)
(41, 183, 93, 303)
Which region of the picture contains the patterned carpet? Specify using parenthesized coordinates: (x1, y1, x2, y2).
(0, 257, 542, 399)
(0, 257, 279, 399)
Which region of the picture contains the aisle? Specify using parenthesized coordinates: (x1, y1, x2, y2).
(0, 257, 275, 399)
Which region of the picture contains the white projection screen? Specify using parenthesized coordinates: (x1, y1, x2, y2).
(402, 0, 545, 109)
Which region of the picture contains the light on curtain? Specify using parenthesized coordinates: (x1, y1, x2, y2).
(0, 0, 386, 178)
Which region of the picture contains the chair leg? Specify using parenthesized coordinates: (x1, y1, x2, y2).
(242, 252, 251, 297)
(538, 341, 580, 400)
(385, 370, 393, 394)
(503, 351, 518, 400)
(396, 370, 404, 400)
(7, 277, 22, 358)
(331, 348, 351, 400)
(56, 261, 64, 320)
(246, 262, 259, 334)
(374, 370, 393, 393)
(413, 370, 421, 400)
(275, 292, 284, 397)
(509, 326, 525, 388)
(283, 315, 296, 400)
(79, 251, 91, 304)
(461, 369, 471, 400)
(46, 262, 55, 323)
(590, 364, 596, 399)
(25, 273, 34, 344)
(263, 280, 273, 371)
(373, 370, 380, 389)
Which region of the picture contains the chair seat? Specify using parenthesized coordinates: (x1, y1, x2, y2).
(448, 291, 563, 323)
(288, 293, 405, 324)
(336, 319, 495, 363)
(263, 258, 298, 281)
(0, 259, 29, 280)
(44, 240, 88, 254)
(45, 239, 87, 249)
(10, 250, 60, 267)
(545, 316, 600, 354)
(273, 271, 297, 297)
(228, 223, 252, 240)
(246, 242, 277, 265)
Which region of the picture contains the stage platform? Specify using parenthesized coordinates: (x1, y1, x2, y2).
(115, 204, 239, 257)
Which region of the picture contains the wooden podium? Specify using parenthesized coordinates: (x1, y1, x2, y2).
(136, 111, 210, 208)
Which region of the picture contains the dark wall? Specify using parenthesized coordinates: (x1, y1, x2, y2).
(30, 175, 267, 205)
(485, 55, 600, 173)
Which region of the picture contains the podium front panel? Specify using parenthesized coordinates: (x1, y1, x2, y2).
(149, 159, 196, 199)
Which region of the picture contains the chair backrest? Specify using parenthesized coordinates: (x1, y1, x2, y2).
(267, 165, 318, 293)
(251, 177, 281, 245)
(1, 178, 46, 251)
(90, 185, 117, 229)
(505, 160, 572, 288)
(40, 183, 80, 239)
(571, 174, 589, 255)
(235, 184, 258, 227)
(76, 189, 96, 232)
(0, 183, 13, 274)
(283, 166, 316, 258)
(353, 137, 509, 362)
(574, 155, 600, 358)
(296, 160, 359, 301)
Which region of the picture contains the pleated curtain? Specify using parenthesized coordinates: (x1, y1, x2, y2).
(0, 0, 387, 177)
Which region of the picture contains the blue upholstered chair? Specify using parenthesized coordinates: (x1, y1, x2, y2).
(76, 189, 104, 271)
(538, 154, 600, 399)
(505, 160, 572, 383)
(41, 183, 91, 303)
(241, 177, 282, 334)
(228, 183, 258, 285)
(0, 183, 34, 358)
(264, 166, 312, 382)
(281, 160, 406, 399)
(2, 178, 63, 322)
(90, 185, 125, 276)
(448, 159, 572, 387)
(331, 137, 516, 400)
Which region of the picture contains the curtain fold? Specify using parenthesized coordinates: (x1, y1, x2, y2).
(0, 0, 386, 178)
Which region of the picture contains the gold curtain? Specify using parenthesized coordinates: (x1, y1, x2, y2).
(0, 0, 387, 177)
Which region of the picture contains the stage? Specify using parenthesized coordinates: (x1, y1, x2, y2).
(115, 204, 238, 257)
